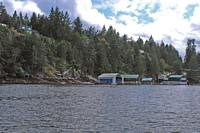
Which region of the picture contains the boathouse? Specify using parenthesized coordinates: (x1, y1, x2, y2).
(98, 73, 122, 85)
(142, 77, 153, 84)
(168, 75, 184, 81)
(161, 75, 188, 85)
(169, 75, 188, 85)
(122, 74, 140, 84)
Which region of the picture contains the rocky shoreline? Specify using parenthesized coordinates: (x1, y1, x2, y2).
(0, 77, 96, 85)
(0, 77, 199, 85)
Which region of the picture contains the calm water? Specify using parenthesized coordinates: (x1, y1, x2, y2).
(0, 85, 200, 133)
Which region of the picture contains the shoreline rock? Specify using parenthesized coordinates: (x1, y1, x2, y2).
(0, 77, 96, 85)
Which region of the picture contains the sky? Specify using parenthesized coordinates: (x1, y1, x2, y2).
(1, 0, 200, 56)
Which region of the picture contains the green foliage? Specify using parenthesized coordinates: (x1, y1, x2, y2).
(184, 39, 198, 69)
(16, 67, 25, 78)
(43, 64, 57, 77)
(135, 53, 146, 76)
(0, 2, 199, 82)
(184, 39, 200, 83)
(0, 2, 11, 26)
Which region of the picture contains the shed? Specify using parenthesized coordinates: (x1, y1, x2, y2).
(122, 74, 140, 84)
(98, 73, 122, 85)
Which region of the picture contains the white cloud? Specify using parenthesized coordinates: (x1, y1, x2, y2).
(93, 0, 117, 10)
(191, 5, 200, 24)
(1, 0, 44, 15)
(1, 0, 200, 55)
(75, 0, 200, 55)
(75, 0, 116, 28)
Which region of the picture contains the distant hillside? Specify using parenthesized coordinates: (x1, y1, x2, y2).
(0, 2, 199, 83)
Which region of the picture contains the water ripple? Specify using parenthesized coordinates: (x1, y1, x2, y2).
(0, 85, 200, 132)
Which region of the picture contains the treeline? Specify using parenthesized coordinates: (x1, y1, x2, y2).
(184, 39, 200, 83)
(0, 2, 199, 80)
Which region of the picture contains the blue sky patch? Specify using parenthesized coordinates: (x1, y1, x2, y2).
(116, 11, 135, 17)
(116, 19, 127, 25)
(98, 8, 114, 19)
(136, 6, 154, 24)
(92, 0, 103, 5)
(183, 4, 199, 20)
(150, 3, 161, 13)
(2, 0, 200, 54)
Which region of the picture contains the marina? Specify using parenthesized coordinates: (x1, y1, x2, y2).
(98, 73, 188, 85)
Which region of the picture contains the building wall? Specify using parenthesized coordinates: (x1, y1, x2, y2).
(99, 77, 113, 84)
(99, 76, 122, 85)
(116, 76, 122, 84)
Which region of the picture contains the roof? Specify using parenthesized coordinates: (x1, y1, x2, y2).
(142, 77, 153, 81)
(98, 73, 120, 78)
(123, 74, 139, 79)
(169, 75, 183, 78)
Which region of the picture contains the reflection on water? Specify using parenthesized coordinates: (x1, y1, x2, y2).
(0, 85, 200, 132)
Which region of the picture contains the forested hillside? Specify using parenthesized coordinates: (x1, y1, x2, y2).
(0, 2, 199, 80)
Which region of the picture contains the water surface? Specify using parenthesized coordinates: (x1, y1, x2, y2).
(0, 85, 200, 132)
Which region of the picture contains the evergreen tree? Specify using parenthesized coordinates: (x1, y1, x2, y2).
(184, 39, 196, 68)
(0, 2, 10, 25)
(63, 11, 71, 41)
(0, 2, 4, 14)
(135, 53, 146, 76)
(188, 55, 198, 69)
(0, 2, 199, 82)
(24, 13, 29, 27)
(12, 10, 18, 28)
(73, 17, 82, 34)
(30, 12, 38, 30)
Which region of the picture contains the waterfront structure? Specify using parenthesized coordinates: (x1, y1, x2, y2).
(168, 75, 184, 81)
(98, 73, 122, 85)
(142, 77, 154, 84)
(160, 75, 188, 85)
(122, 74, 140, 84)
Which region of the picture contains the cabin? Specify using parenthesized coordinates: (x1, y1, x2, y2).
(142, 77, 153, 84)
(98, 73, 122, 85)
(122, 74, 140, 84)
